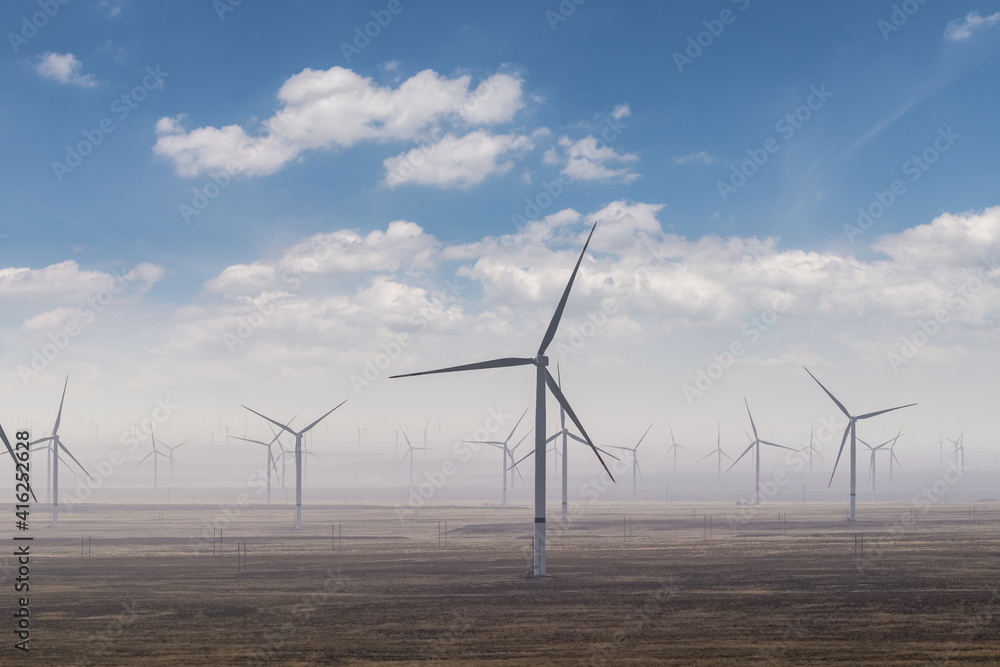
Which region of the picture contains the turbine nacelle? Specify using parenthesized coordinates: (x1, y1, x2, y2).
(533, 354, 549, 367)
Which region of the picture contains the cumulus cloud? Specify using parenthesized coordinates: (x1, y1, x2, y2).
(382, 130, 534, 188)
(204, 220, 440, 295)
(546, 135, 640, 183)
(36, 52, 96, 87)
(0, 261, 164, 301)
(944, 11, 1000, 42)
(673, 151, 716, 165)
(154, 67, 525, 178)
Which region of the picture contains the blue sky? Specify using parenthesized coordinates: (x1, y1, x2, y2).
(2, 0, 1000, 485)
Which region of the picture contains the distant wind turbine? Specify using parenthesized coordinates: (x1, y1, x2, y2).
(804, 367, 915, 521)
(131, 422, 170, 488)
(397, 424, 430, 492)
(608, 424, 653, 498)
(30, 377, 93, 527)
(463, 409, 529, 506)
(727, 399, 795, 505)
(391, 222, 612, 576)
(860, 426, 902, 499)
(231, 429, 283, 504)
(801, 422, 826, 478)
(664, 425, 685, 473)
(698, 422, 732, 481)
(243, 400, 347, 529)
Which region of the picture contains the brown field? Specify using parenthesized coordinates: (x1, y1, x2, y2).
(7, 500, 1000, 665)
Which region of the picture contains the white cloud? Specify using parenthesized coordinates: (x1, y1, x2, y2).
(944, 11, 1000, 41)
(382, 131, 534, 188)
(551, 135, 640, 183)
(674, 150, 716, 165)
(36, 52, 96, 87)
(611, 104, 631, 120)
(0, 261, 163, 301)
(154, 67, 525, 178)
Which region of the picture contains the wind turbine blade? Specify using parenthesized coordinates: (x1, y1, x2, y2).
(400, 425, 413, 449)
(461, 440, 504, 446)
(302, 399, 348, 434)
(51, 375, 69, 435)
(828, 425, 852, 487)
(813, 448, 827, 462)
(543, 368, 613, 481)
(594, 446, 620, 461)
(131, 451, 154, 470)
(306, 451, 328, 464)
(59, 441, 94, 482)
(30, 436, 55, 446)
(512, 430, 533, 452)
(744, 398, 759, 441)
(173, 438, 193, 451)
(892, 451, 903, 471)
(243, 406, 296, 436)
(395, 449, 411, 471)
(634, 423, 654, 450)
(505, 408, 530, 445)
(726, 443, 756, 472)
(537, 221, 597, 356)
(635, 456, 643, 481)
(721, 451, 734, 461)
(697, 451, 716, 463)
(511, 449, 534, 469)
(606, 445, 632, 452)
(857, 403, 917, 420)
(391, 357, 533, 379)
(544, 432, 562, 445)
(803, 367, 852, 419)
(232, 436, 269, 446)
(760, 440, 796, 452)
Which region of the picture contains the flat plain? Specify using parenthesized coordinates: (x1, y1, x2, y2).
(6, 500, 1000, 665)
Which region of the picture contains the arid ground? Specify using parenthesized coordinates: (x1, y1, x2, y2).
(6, 500, 1000, 665)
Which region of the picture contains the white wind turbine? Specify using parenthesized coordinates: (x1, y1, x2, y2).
(243, 400, 347, 529)
(131, 422, 170, 489)
(804, 367, 915, 521)
(608, 424, 653, 499)
(664, 425, 685, 473)
(698, 422, 732, 481)
(231, 429, 284, 504)
(727, 399, 795, 505)
(391, 222, 613, 576)
(860, 426, 903, 499)
(463, 409, 529, 506)
(397, 425, 431, 491)
(155, 431, 192, 488)
(945, 431, 966, 471)
(30, 377, 93, 527)
(801, 422, 826, 478)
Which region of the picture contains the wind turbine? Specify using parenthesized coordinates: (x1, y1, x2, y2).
(131, 423, 169, 488)
(231, 430, 283, 504)
(860, 427, 902, 499)
(698, 422, 732, 481)
(155, 432, 192, 488)
(356, 423, 367, 452)
(30, 377, 93, 527)
(664, 425, 685, 473)
(888, 434, 903, 483)
(462, 409, 529, 506)
(391, 222, 612, 576)
(727, 399, 795, 505)
(242, 400, 347, 529)
(804, 367, 915, 521)
(419, 418, 431, 458)
(801, 422, 826, 478)
(945, 431, 966, 471)
(397, 425, 430, 491)
(608, 424, 653, 499)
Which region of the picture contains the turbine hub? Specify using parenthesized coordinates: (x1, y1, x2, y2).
(533, 354, 549, 367)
